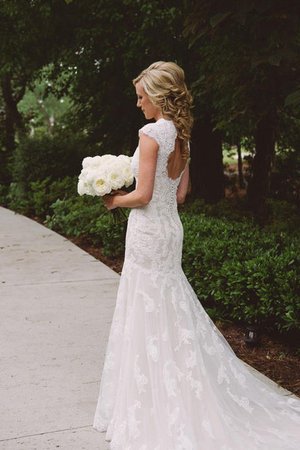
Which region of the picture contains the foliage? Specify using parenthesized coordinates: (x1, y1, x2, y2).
(271, 147, 300, 206)
(0, 184, 9, 206)
(6, 182, 30, 214)
(45, 195, 128, 257)
(264, 199, 300, 236)
(5, 176, 77, 216)
(181, 197, 253, 222)
(184, 0, 300, 216)
(181, 213, 300, 333)
(10, 132, 95, 188)
(184, 0, 300, 133)
(45, 196, 104, 237)
(30, 176, 77, 217)
(182, 196, 300, 236)
(18, 75, 73, 135)
(46, 0, 189, 151)
(0, 0, 78, 166)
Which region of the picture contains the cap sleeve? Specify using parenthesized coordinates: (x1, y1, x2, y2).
(138, 123, 160, 148)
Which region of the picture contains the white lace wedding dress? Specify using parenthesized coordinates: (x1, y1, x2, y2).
(93, 118, 300, 449)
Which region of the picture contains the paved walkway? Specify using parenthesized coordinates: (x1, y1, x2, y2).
(0, 207, 119, 450)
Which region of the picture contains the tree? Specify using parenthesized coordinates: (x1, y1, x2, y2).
(47, 0, 189, 151)
(0, 0, 77, 183)
(46, 0, 226, 202)
(184, 0, 300, 219)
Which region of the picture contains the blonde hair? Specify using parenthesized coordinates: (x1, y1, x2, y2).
(133, 61, 193, 160)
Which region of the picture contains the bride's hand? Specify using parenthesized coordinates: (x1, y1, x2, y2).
(103, 190, 127, 210)
(103, 194, 117, 210)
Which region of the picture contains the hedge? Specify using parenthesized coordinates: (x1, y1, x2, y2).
(181, 213, 299, 333)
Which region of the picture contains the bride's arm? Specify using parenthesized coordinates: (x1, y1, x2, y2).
(103, 134, 158, 209)
(176, 160, 190, 204)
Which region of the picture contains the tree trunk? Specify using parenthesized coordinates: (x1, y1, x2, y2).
(247, 114, 276, 223)
(0, 73, 26, 184)
(1, 72, 25, 149)
(190, 115, 224, 203)
(237, 142, 245, 189)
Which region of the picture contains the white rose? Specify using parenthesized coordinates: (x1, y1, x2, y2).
(93, 173, 111, 196)
(121, 164, 132, 178)
(120, 161, 134, 187)
(78, 167, 89, 180)
(85, 168, 100, 184)
(108, 171, 125, 190)
(124, 175, 134, 188)
(82, 156, 94, 169)
(117, 154, 131, 164)
(100, 155, 117, 170)
(77, 178, 95, 196)
(77, 179, 86, 195)
(101, 154, 117, 162)
(89, 155, 103, 168)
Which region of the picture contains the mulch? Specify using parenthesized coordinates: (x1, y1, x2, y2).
(70, 235, 300, 398)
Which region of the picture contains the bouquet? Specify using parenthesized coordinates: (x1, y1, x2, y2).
(77, 154, 134, 220)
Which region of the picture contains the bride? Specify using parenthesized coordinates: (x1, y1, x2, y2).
(93, 61, 300, 449)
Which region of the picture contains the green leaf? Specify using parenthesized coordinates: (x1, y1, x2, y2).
(268, 53, 282, 67)
(284, 90, 300, 107)
(210, 11, 232, 28)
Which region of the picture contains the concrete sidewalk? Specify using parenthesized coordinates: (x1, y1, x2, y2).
(0, 207, 119, 450)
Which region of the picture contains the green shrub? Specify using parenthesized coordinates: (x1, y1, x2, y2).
(0, 184, 9, 207)
(90, 214, 127, 257)
(182, 197, 253, 222)
(182, 196, 300, 235)
(265, 199, 300, 236)
(6, 182, 31, 214)
(45, 195, 128, 257)
(45, 196, 104, 236)
(30, 176, 77, 218)
(270, 148, 300, 205)
(6, 176, 78, 217)
(10, 131, 95, 188)
(181, 213, 300, 333)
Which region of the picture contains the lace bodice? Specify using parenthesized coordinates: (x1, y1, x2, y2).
(126, 119, 186, 275)
(131, 118, 185, 216)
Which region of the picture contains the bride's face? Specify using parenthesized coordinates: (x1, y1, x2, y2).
(135, 81, 161, 121)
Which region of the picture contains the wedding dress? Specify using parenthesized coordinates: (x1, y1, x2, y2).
(93, 118, 300, 449)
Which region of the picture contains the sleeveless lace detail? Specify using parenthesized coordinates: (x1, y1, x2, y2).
(93, 118, 300, 449)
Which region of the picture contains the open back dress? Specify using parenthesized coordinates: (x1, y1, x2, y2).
(93, 118, 300, 449)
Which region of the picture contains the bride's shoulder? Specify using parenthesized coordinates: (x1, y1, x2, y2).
(138, 119, 175, 145)
(138, 120, 160, 134)
(138, 121, 162, 146)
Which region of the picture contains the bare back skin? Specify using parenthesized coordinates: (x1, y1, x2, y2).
(167, 138, 187, 180)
